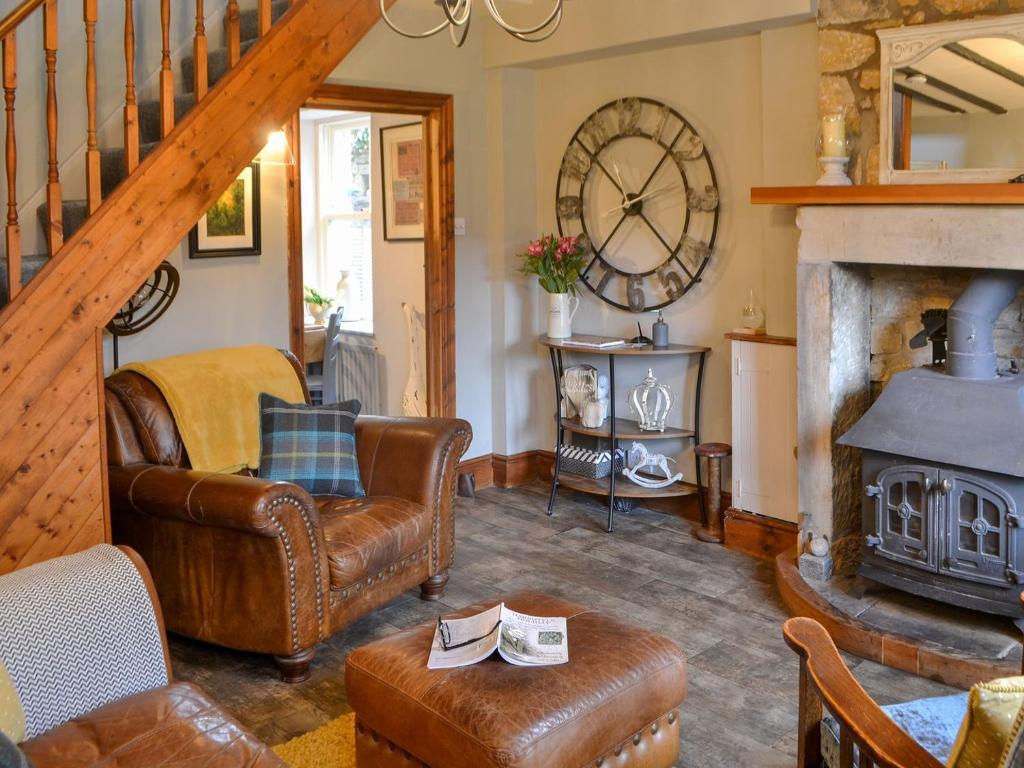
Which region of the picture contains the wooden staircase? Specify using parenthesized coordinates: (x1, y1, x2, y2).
(0, 0, 390, 574)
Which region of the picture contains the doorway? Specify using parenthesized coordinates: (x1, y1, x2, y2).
(286, 85, 455, 418)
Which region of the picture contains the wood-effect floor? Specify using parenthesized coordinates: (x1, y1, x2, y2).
(170, 483, 958, 767)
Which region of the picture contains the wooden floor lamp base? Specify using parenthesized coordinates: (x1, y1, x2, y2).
(694, 442, 730, 545)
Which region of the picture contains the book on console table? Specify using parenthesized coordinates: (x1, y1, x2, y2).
(427, 602, 568, 669)
(555, 334, 626, 349)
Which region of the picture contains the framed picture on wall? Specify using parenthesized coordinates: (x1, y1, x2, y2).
(380, 122, 424, 241)
(189, 163, 261, 258)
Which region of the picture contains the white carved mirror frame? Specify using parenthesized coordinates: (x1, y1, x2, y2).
(879, 13, 1024, 184)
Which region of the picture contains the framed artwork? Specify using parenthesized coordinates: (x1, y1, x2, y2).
(189, 163, 261, 258)
(380, 122, 424, 241)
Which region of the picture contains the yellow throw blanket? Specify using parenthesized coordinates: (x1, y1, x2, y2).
(120, 345, 306, 473)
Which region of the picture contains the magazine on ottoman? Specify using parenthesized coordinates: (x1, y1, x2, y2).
(427, 602, 568, 669)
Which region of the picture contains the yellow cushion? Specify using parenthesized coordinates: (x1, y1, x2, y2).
(948, 675, 1024, 768)
(0, 660, 25, 744)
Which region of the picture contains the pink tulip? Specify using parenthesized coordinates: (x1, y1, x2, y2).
(527, 241, 543, 256)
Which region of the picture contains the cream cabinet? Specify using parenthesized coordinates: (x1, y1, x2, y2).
(730, 336, 798, 523)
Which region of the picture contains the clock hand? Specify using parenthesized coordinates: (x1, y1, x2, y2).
(601, 183, 682, 216)
(612, 162, 626, 203)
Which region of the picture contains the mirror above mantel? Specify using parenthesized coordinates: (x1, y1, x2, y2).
(880, 14, 1024, 184)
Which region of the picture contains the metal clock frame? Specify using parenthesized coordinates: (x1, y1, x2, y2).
(554, 97, 720, 312)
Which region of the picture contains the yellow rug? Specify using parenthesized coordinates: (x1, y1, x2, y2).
(273, 712, 356, 768)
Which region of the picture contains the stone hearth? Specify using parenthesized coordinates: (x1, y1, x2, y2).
(796, 206, 1024, 571)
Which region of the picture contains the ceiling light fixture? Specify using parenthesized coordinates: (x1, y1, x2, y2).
(380, 0, 563, 48)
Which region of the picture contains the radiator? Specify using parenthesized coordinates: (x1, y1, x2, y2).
(324, 332, 384, 416)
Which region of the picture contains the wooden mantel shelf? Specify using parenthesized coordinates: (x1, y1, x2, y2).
(751, 183, 1024, 206)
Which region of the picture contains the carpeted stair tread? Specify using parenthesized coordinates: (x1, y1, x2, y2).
(0, 253, 49, 307)
(137, 95, 195, 146)
(100, 141, 160, 198)
(181, 38, 257, 96)
(34, 199, 88, 243)
(237, 0, 291, 45)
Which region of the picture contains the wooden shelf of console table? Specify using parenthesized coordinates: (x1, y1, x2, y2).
(556, 472, 699, 500)
(540, 335, 711, 533)
(560, 416, 694, 442)
(750, 183, 1024, 206)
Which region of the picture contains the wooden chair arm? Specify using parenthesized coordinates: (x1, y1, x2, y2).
(783, 617, 943, 768)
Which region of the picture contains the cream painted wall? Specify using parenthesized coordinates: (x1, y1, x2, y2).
(483, 0, 816, 69)
(332, 9, 494, 459)
(370, 113, 427, 417)
(507, 25, 819, 471)
(101, 159, 290, 372)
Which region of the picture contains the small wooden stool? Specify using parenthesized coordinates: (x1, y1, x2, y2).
(695, 442, 731, 543)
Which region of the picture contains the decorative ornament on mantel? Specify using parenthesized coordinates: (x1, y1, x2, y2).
(817, 109, 852, 187)
(379, 0, 562, 48)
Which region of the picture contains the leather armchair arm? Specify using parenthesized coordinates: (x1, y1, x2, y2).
(109, 464, 319, 536)
(355, 416, 472, 575)
(109, 464, 329, 658)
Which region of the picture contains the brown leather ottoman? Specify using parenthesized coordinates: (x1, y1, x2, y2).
(345, 592, 687, 768)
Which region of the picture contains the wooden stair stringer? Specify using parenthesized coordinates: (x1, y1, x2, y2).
(0, 0, 391, 574)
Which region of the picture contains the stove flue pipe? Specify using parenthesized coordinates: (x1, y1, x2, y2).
(946, 269, 1024, 379)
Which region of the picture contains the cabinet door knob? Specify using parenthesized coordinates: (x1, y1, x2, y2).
(938, 477, 952, 494)
(923, 476, 933, 494)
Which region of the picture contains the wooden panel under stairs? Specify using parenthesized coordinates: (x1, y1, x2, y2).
(0, 0, 394, 575)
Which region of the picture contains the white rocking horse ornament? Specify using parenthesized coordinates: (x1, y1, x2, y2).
(622, 442, 683, 489)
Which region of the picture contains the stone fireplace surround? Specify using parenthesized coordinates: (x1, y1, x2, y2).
(797, 206, 1024, 571)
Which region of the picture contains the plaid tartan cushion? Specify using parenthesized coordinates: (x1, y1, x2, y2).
(258, 394, 365, 497)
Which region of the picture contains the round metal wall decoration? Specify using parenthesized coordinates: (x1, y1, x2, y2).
(555, 97, 720, 313)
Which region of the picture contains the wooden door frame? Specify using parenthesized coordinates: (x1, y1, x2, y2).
(286, 84, 456, 418)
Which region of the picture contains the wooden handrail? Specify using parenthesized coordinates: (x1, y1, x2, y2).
(0, 0, 46, 42)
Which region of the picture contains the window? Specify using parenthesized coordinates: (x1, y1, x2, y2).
(315, 115, 373, 334)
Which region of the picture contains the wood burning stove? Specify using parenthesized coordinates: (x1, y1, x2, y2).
(839, 270, 1024, 619)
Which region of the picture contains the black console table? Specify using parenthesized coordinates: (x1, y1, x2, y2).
(540, 335, 710, 533)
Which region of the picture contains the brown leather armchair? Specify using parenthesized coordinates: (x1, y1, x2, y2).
(103, 353, 471, 682)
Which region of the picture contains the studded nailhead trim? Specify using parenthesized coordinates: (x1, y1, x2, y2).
(265, 496, 326, 651)
(431, 429, 471, 574)
(332, 544, 429, 603)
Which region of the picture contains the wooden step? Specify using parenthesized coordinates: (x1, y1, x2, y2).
(0, 253, 49, 306)
(237, 0, 292, 43)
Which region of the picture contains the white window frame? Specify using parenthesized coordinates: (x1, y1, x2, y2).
(314, 114, 373, 335)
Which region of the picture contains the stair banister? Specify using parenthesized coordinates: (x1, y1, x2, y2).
(123, 0, 139, 173)
(84, 0, 100, 214)
(43, 0, 61, 255)
(3, 32, 18, 299)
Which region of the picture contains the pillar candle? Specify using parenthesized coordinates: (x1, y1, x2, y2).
(821, 113, 846, 158)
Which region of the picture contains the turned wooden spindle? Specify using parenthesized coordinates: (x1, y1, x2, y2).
(259, 0, 271, 36)
(84, 0, 100, 213)
(2, 32, 19, 300)
(159, 0, 173, 137)
(43, 0, 61, 255)
(226, 0, 240, 66)
(123, 0, 139, 173)
(695, 442, 731, 544)
(193, 0, 207, 100)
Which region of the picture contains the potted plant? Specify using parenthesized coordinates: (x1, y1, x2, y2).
(304, 286, 334, 325)
(519, 234, 587, 339)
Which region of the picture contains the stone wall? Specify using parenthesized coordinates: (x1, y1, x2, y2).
(869, 265, 1024, 394)
(818, 0, 1024, 184)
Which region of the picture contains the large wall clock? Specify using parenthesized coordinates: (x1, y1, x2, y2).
(555, 97, 720, 312)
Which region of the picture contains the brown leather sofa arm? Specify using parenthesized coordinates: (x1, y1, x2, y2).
(356, 416, 472, 577)
(109, 464, 319, 536)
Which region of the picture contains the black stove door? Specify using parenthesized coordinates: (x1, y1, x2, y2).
(940, 471, 1016, 588)
(870, 465, 938, 572)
